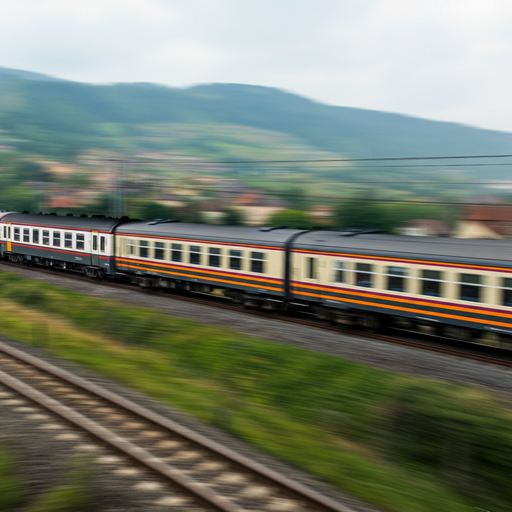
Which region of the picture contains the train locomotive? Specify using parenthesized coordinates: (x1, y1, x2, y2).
(2, 210, 512, 345)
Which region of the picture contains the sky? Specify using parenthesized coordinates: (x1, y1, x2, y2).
(1, 0, 512, 132)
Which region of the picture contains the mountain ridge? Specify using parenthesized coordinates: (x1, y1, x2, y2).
(1, 65, 512, 173)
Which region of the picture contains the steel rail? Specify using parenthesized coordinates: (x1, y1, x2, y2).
(0, 341, 355, 512)
(0, 368, 240, 512)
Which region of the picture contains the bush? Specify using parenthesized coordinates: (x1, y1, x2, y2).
(266, 209, 314, 229)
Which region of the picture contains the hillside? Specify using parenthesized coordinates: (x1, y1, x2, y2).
(1, 66, 512, 184)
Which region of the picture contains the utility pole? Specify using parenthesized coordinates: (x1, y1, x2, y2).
(107, 159, 128, 218)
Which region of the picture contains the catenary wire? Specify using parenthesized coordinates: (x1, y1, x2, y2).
(130, 154, 512, 165)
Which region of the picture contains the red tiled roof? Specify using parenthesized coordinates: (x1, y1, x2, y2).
(466, 206, 512, 222)
(464, 206, 512, 236)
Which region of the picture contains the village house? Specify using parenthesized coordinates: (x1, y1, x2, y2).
(454, 205, 512, 239)
(399, 219, 451, 237)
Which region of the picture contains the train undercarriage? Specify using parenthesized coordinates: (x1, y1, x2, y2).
(5, 250, 512, 348)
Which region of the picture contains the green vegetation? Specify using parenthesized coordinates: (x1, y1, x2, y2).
(2, 72, 512, 165)
(220, 207, 246, 226)
(334, 196, 459, 233)
(1, 68, 509, 221)
(2, 66, 512, 187)
(0, 448, 24, 510)
(0, 445, 93, 512)
(274, 186, 311, 210)
(138, 201, 175, 221)
(26, 456, 95, 512)
(0, 272, 511, 511)
(268, 209, 315, 229)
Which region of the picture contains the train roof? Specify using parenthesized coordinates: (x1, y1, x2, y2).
(116, 221, 305, 247)
(295, 231, 512, 268)
(1, 212, 123, 232)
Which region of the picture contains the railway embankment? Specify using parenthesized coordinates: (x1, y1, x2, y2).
(0, 271, 511, 511)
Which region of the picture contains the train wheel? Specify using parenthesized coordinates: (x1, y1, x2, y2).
(231, 292, 244, 305)
(83, 267, 97, 279)
(10, 254, 22, 264)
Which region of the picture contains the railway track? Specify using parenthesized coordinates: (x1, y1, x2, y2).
(2, 260, 512, 370)
(0, 340, 354, 512)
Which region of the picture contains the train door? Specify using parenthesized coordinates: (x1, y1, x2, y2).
(6, 223, 11, 252)
(91, 230, 99, 266)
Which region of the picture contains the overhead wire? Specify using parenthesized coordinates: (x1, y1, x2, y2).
(144, 183, 512, 207)
(110, 152, 512, 207)
(138, 153, 512, 165)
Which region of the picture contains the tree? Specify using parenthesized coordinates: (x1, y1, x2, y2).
(334, 197, 454, 233)
(139, 201, 175, 221)
(267, 209, 314, 229)
(334, 197, 393, 232)
(0, 187, 34, 212)
(221, 207, 245, 226)
(276, 186, 310, 210)
(16, 161, 49, 182)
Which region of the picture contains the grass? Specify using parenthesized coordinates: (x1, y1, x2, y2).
(0, 271, 510, 511)
(25, 456, 95, 512)
(0, 446, 93, 512)
(0, 447, 24, 511)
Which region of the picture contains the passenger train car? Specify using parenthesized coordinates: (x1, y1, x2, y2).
(0, 211, 123, 278)
(1, 210, 512, 344)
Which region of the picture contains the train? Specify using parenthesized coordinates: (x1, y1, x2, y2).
(1, 210, 512, 346)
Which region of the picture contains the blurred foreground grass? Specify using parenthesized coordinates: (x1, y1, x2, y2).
(0, 448, 24, 510)
(0, 448, 93, 512)
(0, 272, 511, 511)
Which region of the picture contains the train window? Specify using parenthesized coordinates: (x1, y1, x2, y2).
(459, 274, 482, 302)
(32, 229, 39, 244)
(13, 227, 20, 241)
(229, 250, 243, 270)
(355, 263, 373, 287)
(208, 248, 221, 267)
(42, 230, 50, 245)
(3, 226, 5, 238)
(333, 261, 344, 283)
(76, 234, 84, 250)
(387, 266, 407, 292)
(154, 241, 165, 260)
(100, 236, 105, 252)
(53, 232, 61, 247)
(64, 233, 72, 248)
(306, 258, 317, 279)
(502, 278, 512, 306)
(171, 243, 182, 262)
(128, 239, 136, 255)
(154, 241, 164, 260)
(421, 269, 442, 297)
(92, 235, 97, 251)
(139, 240, 148, 258)
(250, 252, 265, 273)
(189, 246, 201, 265)
(23, 229, 30, 243)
